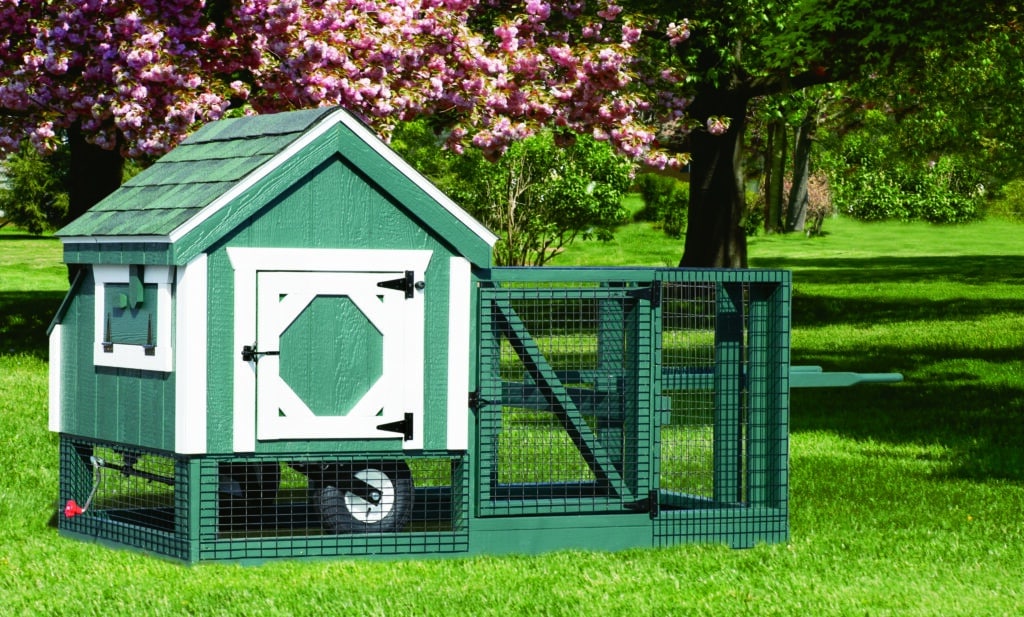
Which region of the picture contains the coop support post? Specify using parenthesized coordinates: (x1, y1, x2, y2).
(476, 294, 504, 506)
(713, 283, 745, 505)
(183, 457, 203, 563)
(746, 282, 789, 509)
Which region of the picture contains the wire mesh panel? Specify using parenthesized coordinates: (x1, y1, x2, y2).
(478, 280, 656, 516)
(59, 437, 191, 561)
(198, 453, 469, 561)
(653, 271, 790, 547)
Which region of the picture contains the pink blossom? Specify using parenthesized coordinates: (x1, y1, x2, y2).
(596, 3, 622, 20)
(525, 0, 551, 21)
(0, 0, 696, 166)
(706, 116, 730, 135)
(621, 23, 641, 45)
(667, 21, 691, 46)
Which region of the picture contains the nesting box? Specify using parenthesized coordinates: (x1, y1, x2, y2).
(49, 107, 794, 562)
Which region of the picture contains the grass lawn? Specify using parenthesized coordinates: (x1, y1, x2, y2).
(2, 216, 1023, 616)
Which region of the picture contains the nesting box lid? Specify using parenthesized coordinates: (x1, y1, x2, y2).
(57, 107, 497, 266)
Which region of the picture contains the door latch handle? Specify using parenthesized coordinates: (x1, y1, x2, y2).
(241, 344, 280, 362)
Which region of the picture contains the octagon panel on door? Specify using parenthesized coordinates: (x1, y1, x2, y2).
(254, 270, 421, 442)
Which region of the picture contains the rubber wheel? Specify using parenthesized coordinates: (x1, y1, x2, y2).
(218, 462, 281, 530)
(317, 461, 414, 534)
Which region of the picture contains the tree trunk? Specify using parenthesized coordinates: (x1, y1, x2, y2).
(679, 87, 749, 268)
(785, 110, 816, 232)
(66, 123, 124, 225)
(764, 120, 787, 233)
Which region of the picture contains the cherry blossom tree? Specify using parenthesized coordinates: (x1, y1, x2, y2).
(0, 0, 692, 224)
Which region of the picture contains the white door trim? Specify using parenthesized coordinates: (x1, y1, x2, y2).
(227, 248, 431, 452)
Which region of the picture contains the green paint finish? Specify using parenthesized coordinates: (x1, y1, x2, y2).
(55, 268, 176, 451)
(279, 295, 384, 417)
(203, 250, 238, 455)
(201, 160, 462, 455)
(102, 283, 158, 346)
(713, 283, 745, 505)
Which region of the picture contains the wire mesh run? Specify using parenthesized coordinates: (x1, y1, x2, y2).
(654, 275, 790, 547)
(59, 437, 190, 561)
(478, 283, 653, 515)
(200, 454, 469, 561)
(659, 281, 721, 503)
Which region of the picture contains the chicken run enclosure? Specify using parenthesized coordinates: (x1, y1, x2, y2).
(49, 108, 896, 562)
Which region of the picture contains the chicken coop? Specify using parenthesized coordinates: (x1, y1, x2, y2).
(48, 107, 893, 563)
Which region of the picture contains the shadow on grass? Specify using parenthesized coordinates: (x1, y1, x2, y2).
(0, 232, 51, 241)
(0, 290, 66, 358)
(754, 255, 1024, 286)
(793, 293, 1024, 328)
(792, 369, 1024, 484)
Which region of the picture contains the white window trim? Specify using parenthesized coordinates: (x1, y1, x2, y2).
(92, 265, 174, 372)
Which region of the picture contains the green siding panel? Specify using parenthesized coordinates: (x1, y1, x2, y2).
(201, 159, 461, 455)
(57, 268, 176, 451)
(279, 295, 384, 415)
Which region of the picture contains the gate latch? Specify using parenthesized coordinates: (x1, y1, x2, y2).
(241, 344, 280, 362)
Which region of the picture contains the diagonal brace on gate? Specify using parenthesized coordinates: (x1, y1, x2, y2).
(491, 300, 634, 502)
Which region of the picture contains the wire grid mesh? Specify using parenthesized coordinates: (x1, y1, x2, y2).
(59, 437, 190, 561)
(199, 454, 469, 561)
(654, 275, 789, 546)
(658, 281, 722, 502)
(479, 283, 650, 515)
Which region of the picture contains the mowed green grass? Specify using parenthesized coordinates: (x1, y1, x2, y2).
(2, 217, 1023, 616)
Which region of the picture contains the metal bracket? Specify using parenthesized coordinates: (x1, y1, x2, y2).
(628, 281, 661, 307)
(377, 271, 423, 299)
(376, 412, 414, 441)
(241, 345, 280, 363)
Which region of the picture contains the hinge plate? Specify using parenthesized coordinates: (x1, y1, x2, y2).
(377, 271, 423, 299)
(376, 412, 414, 441)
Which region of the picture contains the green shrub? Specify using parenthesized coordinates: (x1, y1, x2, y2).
(743, 190, 764, 236)
(635, 173, 688, 238)
(986, 179, 1024, 220)
(831, 158, 983, 224)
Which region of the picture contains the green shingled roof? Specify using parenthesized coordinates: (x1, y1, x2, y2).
(57, 107, 338, 238)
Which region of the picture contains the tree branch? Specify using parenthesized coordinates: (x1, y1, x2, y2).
(746, 68, 842, 99)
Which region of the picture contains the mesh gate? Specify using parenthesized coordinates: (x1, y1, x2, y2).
(654, 273, 790, 546)
(59, 438, 191, 561)
(477, 281, 656, 516)
(198, 453, 469, 560)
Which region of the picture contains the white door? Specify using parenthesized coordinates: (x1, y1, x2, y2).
(229, 248, 430, 451)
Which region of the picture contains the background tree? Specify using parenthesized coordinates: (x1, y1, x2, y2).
(0, 0, 688, 226)
(631, 0, 1012, 266)
(0, 143, 69, 235)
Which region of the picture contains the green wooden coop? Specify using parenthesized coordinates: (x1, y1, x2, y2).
(48, 107, 894, 563)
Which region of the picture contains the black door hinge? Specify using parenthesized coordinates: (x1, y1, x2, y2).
(376, 412, 414, 441)
(377, 271, 424, 299)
